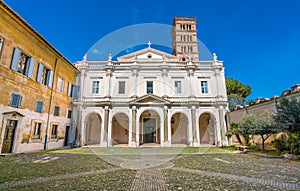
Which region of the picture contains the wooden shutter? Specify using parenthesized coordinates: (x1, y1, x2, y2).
(10, 48, 21, 71)
(72, 85, 79, 99)
(26, 57, 35, 78)
(67, 82, 72, 96)
(36, 63, 44, 82)
(10, 93, 22, 108)
(36, 101, 44, 113)
(47, 70, 53, 87)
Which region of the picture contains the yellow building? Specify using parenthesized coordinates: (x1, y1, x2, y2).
(0, 1, 77, 153)
(226, 84, 300, 148)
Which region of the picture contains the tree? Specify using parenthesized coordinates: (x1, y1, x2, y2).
(249, 112, 277, 152)
(239, 114, 255, 145)
(275, 98, 300, 154)
(226, 122, 243, 145)
(226, 78, 252, 110)
(275, 98, 300, 133)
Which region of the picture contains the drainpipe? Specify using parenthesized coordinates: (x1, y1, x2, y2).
(44, 58, 59, 150)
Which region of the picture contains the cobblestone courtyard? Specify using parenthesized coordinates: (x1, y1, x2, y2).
(0, 147, 299, 190)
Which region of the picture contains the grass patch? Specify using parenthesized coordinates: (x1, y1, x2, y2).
(0, 148, 114, 184)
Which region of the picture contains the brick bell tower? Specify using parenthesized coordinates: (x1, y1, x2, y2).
(172, 17, 199, 61)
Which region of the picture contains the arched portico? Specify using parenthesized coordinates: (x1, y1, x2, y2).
(139, 110, 160, 144)
(199, 112, 216, 145)
(85, 113, 102, 145)
(171, 112, 188, 145)
(111, 113, 129, 145)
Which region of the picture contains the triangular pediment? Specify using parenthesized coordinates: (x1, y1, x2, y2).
(117, 47, 179, 61)
(130, 94, 170, 104)
(2, 111, 25, 117)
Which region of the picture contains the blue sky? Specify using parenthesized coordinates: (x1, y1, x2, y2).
(4, 0, 300, 100)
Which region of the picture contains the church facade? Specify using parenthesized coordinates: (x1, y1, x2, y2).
(72, 17, 228, 147)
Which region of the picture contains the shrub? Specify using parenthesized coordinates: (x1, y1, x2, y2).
(272, 139, 288, 152)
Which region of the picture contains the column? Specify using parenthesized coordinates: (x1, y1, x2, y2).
(103, 106, 109, 146)
(130, 106, 137, 147)
(163, 106, 168, 143)
(80, 108, 85, 147)
(218, 107, 228, 146)
(191, 106, 196, 146)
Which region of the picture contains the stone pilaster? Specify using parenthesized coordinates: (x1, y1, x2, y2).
(129, 106, 137, 147)
(191, 106, 196, 146)
(103, 106, 109, 146)
(164, 108, 168, 142)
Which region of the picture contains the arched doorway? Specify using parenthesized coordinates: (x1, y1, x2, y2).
(199, 113, 216, 145)
(139, 110, 160, 144)
(112, 113, 129, 145)
(171, 113, 188, 144)
(85, 113, 101, 145)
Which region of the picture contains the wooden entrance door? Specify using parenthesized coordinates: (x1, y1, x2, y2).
(1, 120, 17, 153)
(143, 118, 156, 143)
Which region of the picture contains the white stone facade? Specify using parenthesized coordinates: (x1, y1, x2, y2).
(72, 46, 228, 147)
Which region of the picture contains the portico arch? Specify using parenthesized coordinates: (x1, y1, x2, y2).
(171, 112, 188, 145)
(111, 113, 129, 145)
(199, 113, 216, 145)
(85, 113, 101, 145)
(139, 110, 160, 144)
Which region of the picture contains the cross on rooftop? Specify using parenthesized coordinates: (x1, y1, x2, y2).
(147, 41, 151, 48)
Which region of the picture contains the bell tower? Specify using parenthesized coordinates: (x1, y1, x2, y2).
(172, 17, 199, 61)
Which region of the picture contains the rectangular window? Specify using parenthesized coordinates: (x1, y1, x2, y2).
(51, 124, 58, 139)
(54, 106, 60, 116)
(147, 81, 153, 94)
(67, 110, 72, 118)
(56, 77, 64, 92)
(0, 37, 3, 59)
(92, 81, 99, 94)
(36, 101, 44, 113)
(10, 93, 22, 108)
(36, 63, 52, 87)
(41, 67, 51, 86)
(118, 81, 125, 94)
(10, 48, 35, 78)
(175, 81, 182, 94)
(201, 81, 209, 94)
(32, 122, 41, 139)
